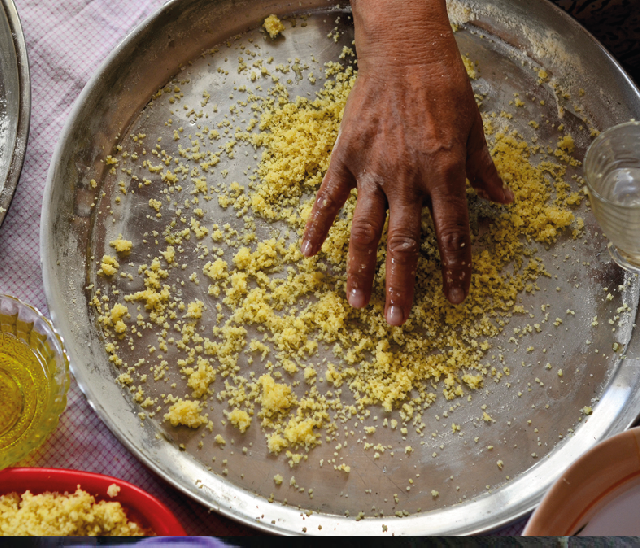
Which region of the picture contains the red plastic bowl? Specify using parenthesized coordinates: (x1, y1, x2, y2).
(0, 468, 186, 536)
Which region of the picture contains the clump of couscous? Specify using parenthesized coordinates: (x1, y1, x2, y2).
(0, 487, 146, 536)
(264, 15, 285, 39)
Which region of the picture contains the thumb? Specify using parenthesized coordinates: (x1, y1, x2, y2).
(466, 111, 514, 204)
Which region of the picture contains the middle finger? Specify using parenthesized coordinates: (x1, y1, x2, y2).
(384, 197, 423, 326)
(347, 181, 387, 308)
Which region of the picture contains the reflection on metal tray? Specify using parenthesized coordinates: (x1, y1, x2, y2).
(0, 0, 29, 227)
(42, 0, 640, 535)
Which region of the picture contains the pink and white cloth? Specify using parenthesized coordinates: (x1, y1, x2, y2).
(0, 0, 525, 535)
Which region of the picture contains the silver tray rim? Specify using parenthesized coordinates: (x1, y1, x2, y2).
(40, 0, 640, 535)
(0, 0, 30, 228)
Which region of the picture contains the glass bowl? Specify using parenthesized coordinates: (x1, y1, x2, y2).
(0, 294, 70, 469)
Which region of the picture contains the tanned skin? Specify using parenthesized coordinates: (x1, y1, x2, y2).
(301, 0, 513, 326)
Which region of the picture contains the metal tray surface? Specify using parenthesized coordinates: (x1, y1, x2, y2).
(0, 0, 29, 228)
(42, 0, 640, 535)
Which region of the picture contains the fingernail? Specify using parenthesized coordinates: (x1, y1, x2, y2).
(387, 305, 404, 326)
(301, 240, 313, 257)
(448, 287, 465, 304)
(348, 288, 366, 308)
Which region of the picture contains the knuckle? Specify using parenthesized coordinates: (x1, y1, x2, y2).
(388, 231, 420, 258)
(338, 131, 366, 167)
(439, 229, 470, 268)
(314, 189, 339, 213)
(337, 126, 357, 147)
(351, 221, 379, 248)
(440, 229, 466, 250)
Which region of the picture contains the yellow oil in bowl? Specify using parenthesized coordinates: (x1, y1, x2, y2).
(0, 295, 69, 469)
(0, 333, 50, 449)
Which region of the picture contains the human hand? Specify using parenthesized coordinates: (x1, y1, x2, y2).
(300, 0, 513, 326)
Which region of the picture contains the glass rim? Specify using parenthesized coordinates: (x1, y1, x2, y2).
(584, 119, 640, 209)
(0, 293, 70, 373)
(0, 293, 66, 344)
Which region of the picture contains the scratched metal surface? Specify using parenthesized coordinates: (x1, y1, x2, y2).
(0, 0, 29, 228)
(42, 0, 640, 535)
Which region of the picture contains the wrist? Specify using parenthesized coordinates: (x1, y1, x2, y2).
(351, 0, 458, 70)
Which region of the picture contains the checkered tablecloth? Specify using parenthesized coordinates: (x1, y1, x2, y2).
(0, 0, 525, 536)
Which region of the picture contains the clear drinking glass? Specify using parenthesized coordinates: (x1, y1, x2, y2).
(584, 120, 640, 274)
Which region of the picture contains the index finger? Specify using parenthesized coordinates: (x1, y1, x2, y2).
(301, 161, 355, 257)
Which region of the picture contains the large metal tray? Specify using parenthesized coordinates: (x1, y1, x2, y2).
(42, 0, 640, 535)
(0, 0, 29, 228)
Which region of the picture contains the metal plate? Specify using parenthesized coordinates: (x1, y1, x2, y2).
(0, 0, 29, 228)
(42, 0, 640, 535)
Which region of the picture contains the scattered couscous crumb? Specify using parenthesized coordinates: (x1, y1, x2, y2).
(185, 300, 204, 319)
(98, 255, 119, 277)
(537, 69, 549, 84)
(106, 484, 121, 498)
(164, 399, 208, 428)
(109, 235, 133, 255)
(461, 55, 476, 80)
(227, 408, 252, 433)
(215, 434, 227, 446)
(264, 15, 285, 39)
